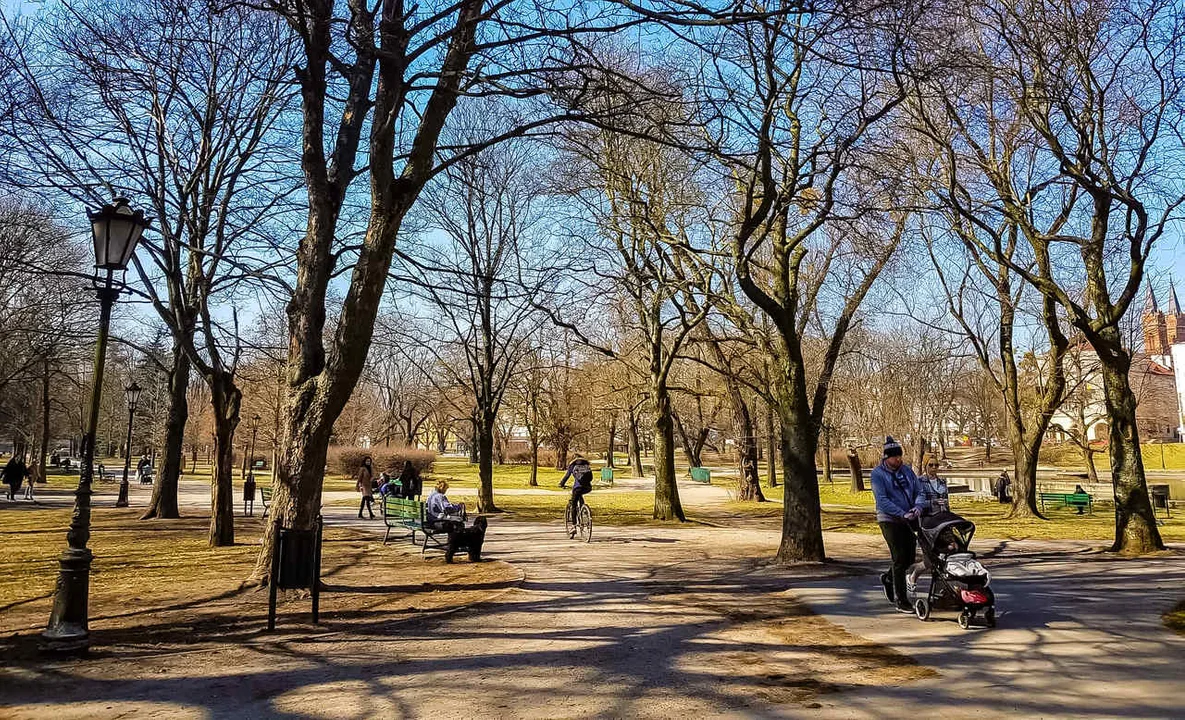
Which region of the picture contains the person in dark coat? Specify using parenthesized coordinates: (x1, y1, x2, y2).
(3, 453, 30, 501)
(397, 460, 422, 499)
(994, 471, 1012, 504)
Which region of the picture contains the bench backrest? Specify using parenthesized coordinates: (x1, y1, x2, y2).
(260, 486, 273, 500)
(384, 496, 421, 522)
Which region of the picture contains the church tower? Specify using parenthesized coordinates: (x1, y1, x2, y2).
(1166, 279, 1185, 347)
(1144, 283, 1169, 355)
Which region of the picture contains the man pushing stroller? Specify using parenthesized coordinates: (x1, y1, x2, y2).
(871, 437, 924, 613)
(873, 438, 997, 627)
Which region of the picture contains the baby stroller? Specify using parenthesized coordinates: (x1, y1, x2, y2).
(904, 510, 996, 629)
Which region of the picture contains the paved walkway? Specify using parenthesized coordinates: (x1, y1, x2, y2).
(3, 480, 1183, 718)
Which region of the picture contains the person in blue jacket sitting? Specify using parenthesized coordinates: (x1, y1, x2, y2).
(871, 436, 924, 613)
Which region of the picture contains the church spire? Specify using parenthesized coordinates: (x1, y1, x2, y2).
(1145, 282, 1160, 314)
(1169, 277, 1181, 315)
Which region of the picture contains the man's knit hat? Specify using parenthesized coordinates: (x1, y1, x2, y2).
(883, 436, 903, 458)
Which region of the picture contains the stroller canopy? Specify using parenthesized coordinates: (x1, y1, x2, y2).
(919, 510, 976, 550)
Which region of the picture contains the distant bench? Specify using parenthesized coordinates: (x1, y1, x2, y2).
(595, 467, 615, 489)
(689, 467, 711, 484)
(1039, 491, 1092, 514)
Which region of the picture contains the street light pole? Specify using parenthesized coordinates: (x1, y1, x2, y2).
(43, 197, 150, 653)
(248, 414, 260, 482)
(116, 382, 142, 508)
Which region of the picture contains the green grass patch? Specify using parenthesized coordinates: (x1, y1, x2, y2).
(1164, 600, 1185, 636)
(728, 494, 1185, 542)
(431, 458, 568, 489)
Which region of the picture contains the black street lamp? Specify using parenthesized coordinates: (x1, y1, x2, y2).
(43, 197, 150, 653)
(247, 414, 260, 482)
(115, 382, 143, 508)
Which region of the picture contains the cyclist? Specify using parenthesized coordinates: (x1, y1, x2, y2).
(559, 454, 594, 530)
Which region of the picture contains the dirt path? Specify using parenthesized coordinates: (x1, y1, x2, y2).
(4, 480, 1184, 718)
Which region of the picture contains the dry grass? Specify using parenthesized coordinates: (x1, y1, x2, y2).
(0, 504, 520, 657)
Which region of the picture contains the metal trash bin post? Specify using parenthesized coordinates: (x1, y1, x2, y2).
(1149, 484, 1171, 518)
(267, 516, 324, 631)
(243, 477, 256, 516)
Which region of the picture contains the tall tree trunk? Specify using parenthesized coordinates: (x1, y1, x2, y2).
(821, 425, 832, 484)
(528, 434, 539, 487)
(727, 383, 763, 501)
(848, 448, 864, 492)
(208, 379, 240, 546)
(142, 350, 189, 520)
(652, 384, 685, 521)
(777, 403, 825, 562)
(34, 355, 51, 484)
(628, 410, 643, 477)
(606, 415, 616, 468)
(1083, 445, 1099, 483)
(477, 408, 497, 513)
(1006, 414, 1044, 519)
(766, 404, 778, 487)
(555, 437, 570, 470)
(468, 413, 480, 464)
(1095, 339, 1163, 553)
(673, 411, 701, 468)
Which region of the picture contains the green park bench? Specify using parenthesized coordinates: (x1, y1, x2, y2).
(595, 467, 615, 488)
(689, 467, 711, 484)
(259, 486, 273, 517)
(382, 495, 460, 554)
(1039, 491, 1092, 514)
(382, 496, 423, 544)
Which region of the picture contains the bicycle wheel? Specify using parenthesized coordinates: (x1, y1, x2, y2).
(564, 500, 577, 537)
(577, 503, 593, 543)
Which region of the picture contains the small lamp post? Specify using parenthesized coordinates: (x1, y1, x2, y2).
(247, 414, 260, 481)
(43, 197, 150, 653)
(115, 382, 142, 508)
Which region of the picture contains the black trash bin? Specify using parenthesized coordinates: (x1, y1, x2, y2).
(267, 517, 324, 630)
(1150, 484, 1171, 517)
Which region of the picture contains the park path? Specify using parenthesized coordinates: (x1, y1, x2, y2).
(4, 479, 1184, 718)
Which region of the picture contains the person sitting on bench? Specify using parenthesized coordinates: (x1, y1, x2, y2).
(426, 480, 486, 563)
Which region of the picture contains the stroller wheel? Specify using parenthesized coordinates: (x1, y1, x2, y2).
(957, 609, 972, 630)
(914, 598, 930, 621)
(984, 606, 996, 628)
(880, 572, 894, 603)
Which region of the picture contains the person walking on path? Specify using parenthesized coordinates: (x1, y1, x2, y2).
(916, 454, 950, 516)
(3, 453, 30, 502)
(871, 436, 924, 613)
(907, 454, 950, 592)
(355, 456, 376, 519)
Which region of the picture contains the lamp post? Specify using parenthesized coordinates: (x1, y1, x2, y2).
(43, 197, 150, 653)
(247, 414, 260, 481)
(115, 382, 142, 508)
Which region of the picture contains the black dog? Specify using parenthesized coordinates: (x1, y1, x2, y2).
(445, 516, 488, 563)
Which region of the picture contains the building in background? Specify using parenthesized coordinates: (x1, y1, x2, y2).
(1143, 281, 1185, 440)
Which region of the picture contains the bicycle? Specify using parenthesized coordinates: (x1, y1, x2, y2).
(564, 497, 593, 542)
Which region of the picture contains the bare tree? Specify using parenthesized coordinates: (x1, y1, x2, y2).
(393, 138, 550, 513)
(2, 1, 297, 542)
(905, 0, 1184, 551)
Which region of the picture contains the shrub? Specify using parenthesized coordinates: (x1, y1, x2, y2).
(505, 448, 558, 466)
(328, 446, 436, 477)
